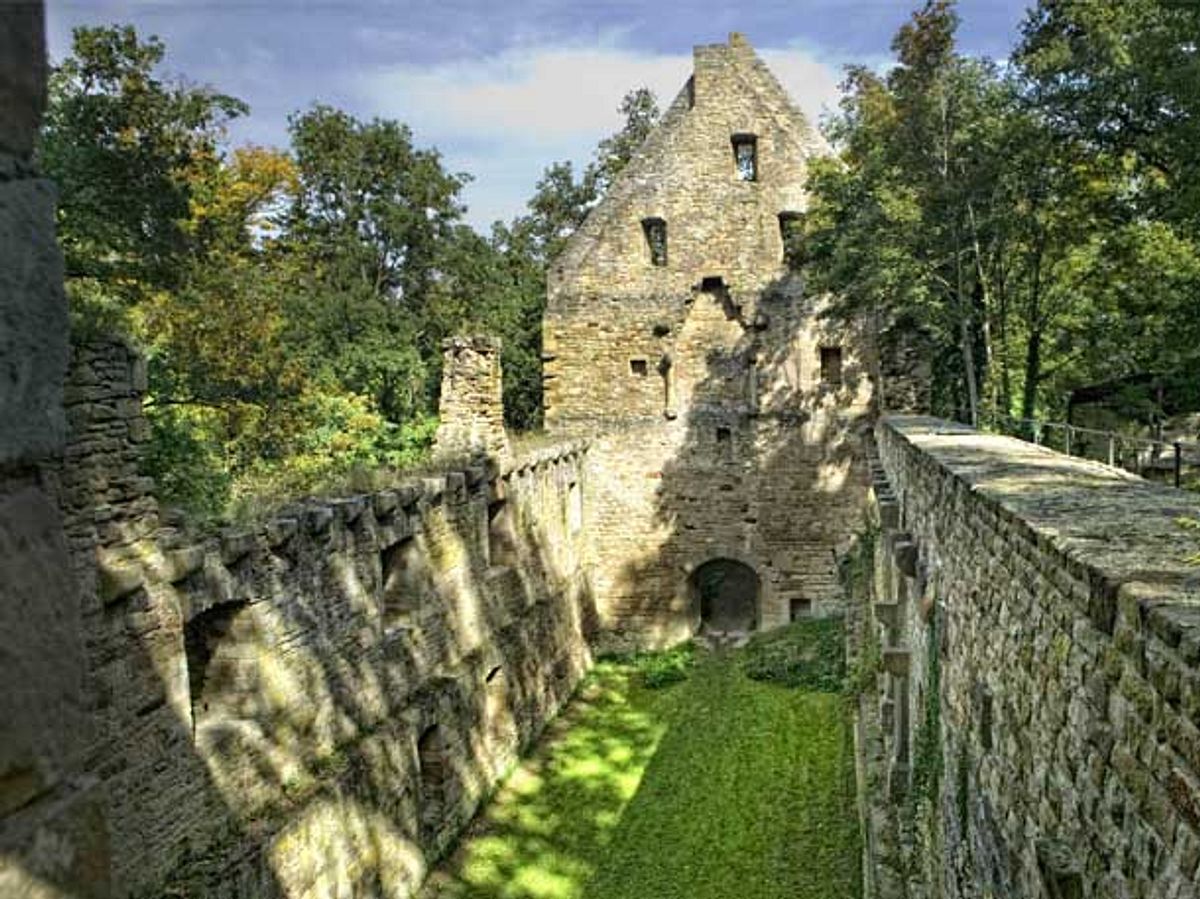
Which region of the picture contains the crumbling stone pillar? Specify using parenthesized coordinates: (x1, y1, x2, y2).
(0, 3, 112, 895)
(434, 336, 511, 462)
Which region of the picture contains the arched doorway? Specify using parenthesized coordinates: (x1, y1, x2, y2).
(690, 558, 759, 634)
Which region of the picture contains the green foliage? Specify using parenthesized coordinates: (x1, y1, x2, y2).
(846, 624, 882, 698)
(432, 652, 861, 899)
(808, 0, 1200, 427)
(741, 617, 847, 692)
(142, 405, 232, 521)
(44, 27, 673, 519)
(41, 25, 247, 330)
(603, 642, 697, 689)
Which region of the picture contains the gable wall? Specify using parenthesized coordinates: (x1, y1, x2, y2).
(545, 35, 873, 647)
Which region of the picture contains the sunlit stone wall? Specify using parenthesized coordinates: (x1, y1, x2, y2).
(544, 35, 885, 647)
(49, 339, 594, 898)
(865, 416, 1200, 899)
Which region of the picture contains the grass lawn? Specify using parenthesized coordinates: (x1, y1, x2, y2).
(422, 625, 862, 899)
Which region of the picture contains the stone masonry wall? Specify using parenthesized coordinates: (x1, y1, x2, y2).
(863, 416, 1200, 899)
(32, 338, 594, 898)
(0, 4, 111, 896)
(435, 335, 511, 462)
(545, 35, 875, 647)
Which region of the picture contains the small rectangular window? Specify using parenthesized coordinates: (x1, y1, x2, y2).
(642, 217, 667, 266)
(630, 359, 648, 376)
(820, 346, 843, 386)
(716, 426, 731, 443)
(732, 134, 757, 181)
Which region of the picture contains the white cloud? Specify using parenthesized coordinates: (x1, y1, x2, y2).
(354, 40, 846, 229)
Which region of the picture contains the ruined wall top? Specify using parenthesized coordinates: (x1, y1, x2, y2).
(434, 335, 511, 462)
(547, 33, 827, 306)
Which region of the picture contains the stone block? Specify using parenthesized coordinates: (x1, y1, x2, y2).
(0, 178, 68, 464)
(0, 483, 84, 813)
(882, 647, 910, 677)
(219, 529, 256, 565)
(0, 2, 46, 158)
(265, 517, 298, 548)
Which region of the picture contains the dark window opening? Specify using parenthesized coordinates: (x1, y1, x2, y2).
(184, 600, 253, 734)
(488, 499, 518, 568)
(642, 217, 667, 266)
(418, 724, 449, 826)
(685, 75, 695, 109)
(820, 346, 844, 386)
(630, 358, 648, 376)
(381, 536, 427, 628)
(732, 134, 758, 181)
(790, 598, 812, 621)
(779, 212, 806, 268)
(692, 558, 759, 634)
(716, 426, 731, 443)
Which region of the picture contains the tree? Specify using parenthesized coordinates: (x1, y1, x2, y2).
(282, 105, 468, 422)
(40, 25, 247, 328)
(808, 2, 1015, 422)
(1017, 0, 1200, 230)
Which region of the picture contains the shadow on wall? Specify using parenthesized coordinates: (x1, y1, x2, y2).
(12, 337, 598, 898)
(595, 271, 877, 648)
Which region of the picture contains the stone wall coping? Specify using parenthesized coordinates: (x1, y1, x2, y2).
(880, 414, 1200, 650)
(101, 439, 589, 620)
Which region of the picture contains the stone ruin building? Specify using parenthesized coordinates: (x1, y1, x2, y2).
(544, 32, 910, 646)
(4, 10, 1200, 899)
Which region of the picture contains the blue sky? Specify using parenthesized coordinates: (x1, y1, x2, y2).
(47, 0, 1032, 231)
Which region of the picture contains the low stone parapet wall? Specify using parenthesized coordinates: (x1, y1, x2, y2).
(48, 338, 594, 898)
(864, 415, 1200, 899)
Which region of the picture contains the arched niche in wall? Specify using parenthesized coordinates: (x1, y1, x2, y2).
(689, 557, 760, 634)
(184, 599, 255, 735)
(417, 723, 450, 829)
(380, 535, 432, 630)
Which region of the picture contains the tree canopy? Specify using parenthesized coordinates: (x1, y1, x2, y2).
(43, 24, 659, 519)
(805, 0, 1200, 428)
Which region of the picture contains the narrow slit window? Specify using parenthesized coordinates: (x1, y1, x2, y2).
(779, 212, 805, 268)
(732, 134, 758, 181)
(820, 346, 843, 386)
(642, 217, 667, 267)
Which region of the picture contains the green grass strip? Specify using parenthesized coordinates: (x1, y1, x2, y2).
(424, 646, 860, 899)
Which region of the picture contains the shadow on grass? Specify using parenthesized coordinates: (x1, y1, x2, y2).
(422, 664, 679, 899)
(424, 649, 861, 899)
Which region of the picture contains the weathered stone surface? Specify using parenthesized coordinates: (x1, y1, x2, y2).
(0, 485, 83, 813)
(0, 178, 68, 464)
(0, 2, 46, 158)
(434, 336, 510, 461)
(863, 415, 1200, 899)
(543, 35, 898, 647)
(18, 338, 595, 898)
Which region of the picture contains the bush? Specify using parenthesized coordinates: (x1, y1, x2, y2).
(741, 617, 846, 692)
(604, 642, 696, 689)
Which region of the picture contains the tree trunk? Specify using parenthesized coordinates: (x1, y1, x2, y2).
(1021, 328, 1041, 423)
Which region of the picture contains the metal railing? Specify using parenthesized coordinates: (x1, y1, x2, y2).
(979, 413, 1200, 491)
